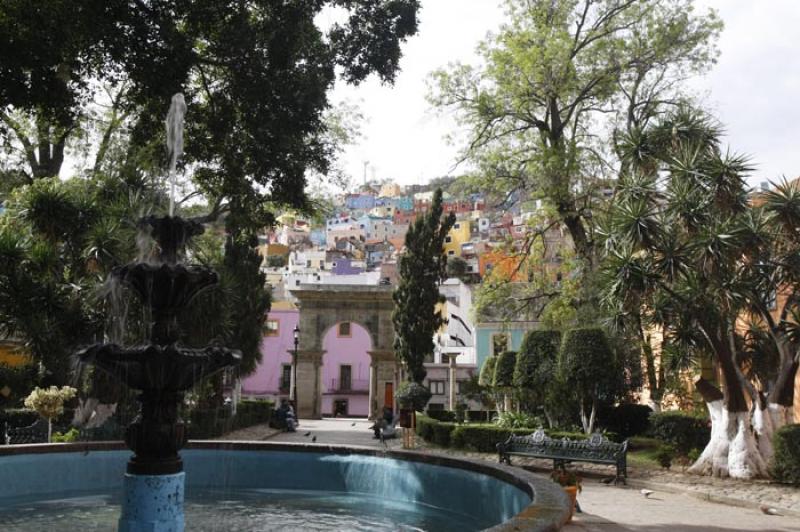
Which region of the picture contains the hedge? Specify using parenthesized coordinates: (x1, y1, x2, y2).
(770, 424, 800, 485)
(186, 400, 274, 439)
(233, 400, 273, 429)
(426, 409, 456, 422)
(649, 411, 710, 454)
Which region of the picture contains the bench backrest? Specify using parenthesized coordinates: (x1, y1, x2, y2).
(508, 429, 625, 461)
(5, 419, 48, 445)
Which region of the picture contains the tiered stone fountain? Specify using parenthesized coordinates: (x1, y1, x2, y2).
(78, 214, 240, 531)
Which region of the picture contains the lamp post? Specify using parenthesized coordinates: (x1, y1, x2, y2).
(292, 324, 300, 410)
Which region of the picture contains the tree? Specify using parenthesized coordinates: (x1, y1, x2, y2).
(602, 107, 800, 478)
(0, 0, 421, 230)
(514, 330, 561, 426)
(558, 328, 618, 434)
(446, 256, 470, 282)
(430, 0, 722, 316)
(393, 188, 455, 383)
(492, 350, 517, 413)
(266, 254, 287, 269)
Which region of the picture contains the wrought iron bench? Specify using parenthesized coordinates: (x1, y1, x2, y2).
(4, 419, 49, 445)
(497, 428, 628, 484)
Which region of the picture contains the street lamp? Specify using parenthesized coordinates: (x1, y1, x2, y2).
(292, 325, 300, 409)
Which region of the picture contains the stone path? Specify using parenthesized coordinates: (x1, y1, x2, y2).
(216, 418, 800, 531)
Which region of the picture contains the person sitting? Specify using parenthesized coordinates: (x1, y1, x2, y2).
(273, 400, 289, 430)
(371, 406, 395, 439)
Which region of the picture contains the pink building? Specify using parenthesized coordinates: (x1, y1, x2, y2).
(241, 303, 372, 417)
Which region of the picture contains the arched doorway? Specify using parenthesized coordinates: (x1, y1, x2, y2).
(291, 284, 396, 419)
(321, 321, 372, 417)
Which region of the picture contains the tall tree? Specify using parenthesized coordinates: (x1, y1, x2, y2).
(430, 0, 721, 314)
(393, 189, 455, 383)
(0, 0, 421, 229)
(514, 330, 561, 426)
(603, 107, 800, 478)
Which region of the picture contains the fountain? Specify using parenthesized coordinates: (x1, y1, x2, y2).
(0, 94, 570, 531)
(76, 96, 240, 531)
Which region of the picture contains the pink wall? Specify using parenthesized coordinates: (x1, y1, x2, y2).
(321, 322, 372, 417)
(241, 309, 298, 397)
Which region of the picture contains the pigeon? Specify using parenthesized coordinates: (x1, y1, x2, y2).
(640, 489, 654, 498)
(303, 432, 311, 437)
(311, 436, 317, 442)
(760, 505, 781, 516)
(351, 422, 357, 427)
(600, 477, 614, 484)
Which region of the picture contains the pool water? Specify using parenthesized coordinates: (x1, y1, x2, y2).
(0, 487, 491, 532)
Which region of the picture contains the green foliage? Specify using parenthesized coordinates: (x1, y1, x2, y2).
(233, 400, 274, 429)
(770, 424, 800, 485)
(0, 1, 421, 229)
(479, 357, 497, 387)
(451, 425, 535, 453)
(559, 328, 619, 433)
(446, 256, 470, 282)
(494, 411, 542, 429)
(492, 351, 517, 388)
(425, 409, 456, 422)
(51, 427, 80, 443)
(393, 189, 455, 383)
(597, 403, 653, 439)
(514, 330, 560, 413)
(431, 421, 455, 447)
(649, 411, 710, 455)
(0, 363, 38, 408)
(395, 382, 432, 411)
(654, 445, 676, 469)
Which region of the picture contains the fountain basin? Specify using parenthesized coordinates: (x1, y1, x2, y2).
(0, 441, 569, 531)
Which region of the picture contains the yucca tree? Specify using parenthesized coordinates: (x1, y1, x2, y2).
(602, 107, 799, 478)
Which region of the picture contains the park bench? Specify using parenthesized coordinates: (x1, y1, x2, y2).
(4, 419, 49, 445)
(497, 428, 628, 484)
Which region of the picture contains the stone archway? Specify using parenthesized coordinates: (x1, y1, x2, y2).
(290, 284, 396, 419)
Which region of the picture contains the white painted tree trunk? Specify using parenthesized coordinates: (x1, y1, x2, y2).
(688, 400, 768, 479)
(754, 402, 794, 465)
(504, 393, 512, 413)
(648, 399, 661, 414)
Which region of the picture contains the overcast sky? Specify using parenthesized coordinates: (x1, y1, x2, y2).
(328, 0, 800, 191)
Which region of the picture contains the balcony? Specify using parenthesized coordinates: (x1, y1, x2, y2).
(327, 378, 369, 394)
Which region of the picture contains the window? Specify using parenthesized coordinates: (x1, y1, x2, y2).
(445, 236, 452, 243)
(448, 250, 455, 256)
(280, 365, 292, 391)
(454, 223, 460, 229)
(457, 380, 467, 395)
(306, 260, 311, 267)
(340, 365, 352, 391)
(492, 333, 509, 355)
(338, 322, 351, 337)
(264, 319, 279, 336)
(430, 380, 446, 395)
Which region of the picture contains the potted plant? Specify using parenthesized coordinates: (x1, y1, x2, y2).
(551, 468, 582, 523)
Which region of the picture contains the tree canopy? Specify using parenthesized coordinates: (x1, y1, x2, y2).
(0, 0, 421, 230)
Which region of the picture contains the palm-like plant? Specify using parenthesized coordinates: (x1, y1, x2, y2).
(602, 106, 799, 479)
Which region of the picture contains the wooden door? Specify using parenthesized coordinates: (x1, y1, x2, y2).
(384, 382, 394, 410)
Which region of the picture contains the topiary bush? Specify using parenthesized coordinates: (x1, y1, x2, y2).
(492, 351, 517, 388)
(514, 330, 560, 390)
(649, 411, 710, 455)
(396, 381, 432, 411)
(770, 424, 800, 485)
(479, 356, 497, 387)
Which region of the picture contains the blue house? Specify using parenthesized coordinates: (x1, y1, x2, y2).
(474, 321, 539, 371)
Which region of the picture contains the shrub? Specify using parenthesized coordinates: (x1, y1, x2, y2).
(415, 414, 436, 441)
(649, 411, 710, 454)
(51, 427, 80, 443)
(628, 436, 662, 451)
(451, 425, 535, 452)
(493, 351, 517, 388)
(396, 382, 432, 411)
(426, 409, 456, 422)
(654, 445, 676, 469)
(598, 403, 653, 439)
(770, 424, 800, 485)
(494, 411, 542, 429)
(431, 422, 455, 447)
(479, 357, 497, 387)
(514, 330, 560, 390)
(234, 399, 273, 429)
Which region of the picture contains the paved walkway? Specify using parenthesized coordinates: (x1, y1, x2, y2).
(218, 418, 800, 531)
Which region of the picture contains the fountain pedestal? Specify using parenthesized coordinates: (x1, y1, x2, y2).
(119, 472, 185, 532)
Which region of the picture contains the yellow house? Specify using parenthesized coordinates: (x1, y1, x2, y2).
(0, 341, 31, 368)
(443, 220, 471, 258)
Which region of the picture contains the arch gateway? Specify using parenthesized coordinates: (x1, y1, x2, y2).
(290, 285, 397, 419)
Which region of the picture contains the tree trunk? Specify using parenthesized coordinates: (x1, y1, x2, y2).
(689, 378, 768, 479)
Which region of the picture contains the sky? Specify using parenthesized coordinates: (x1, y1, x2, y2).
(328, 0, 800, 191)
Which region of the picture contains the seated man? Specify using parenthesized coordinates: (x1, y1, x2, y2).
(285, 401, 297, 432)
(273, 400, 289, 430)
